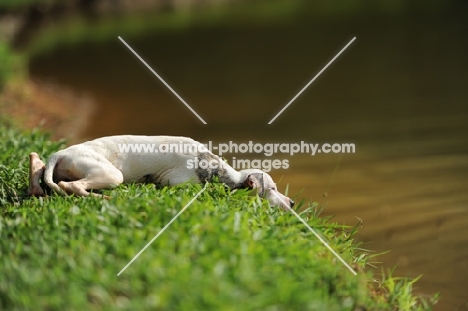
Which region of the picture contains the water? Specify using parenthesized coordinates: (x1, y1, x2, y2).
(30, 10, 468, 310)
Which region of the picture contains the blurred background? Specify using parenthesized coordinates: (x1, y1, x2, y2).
(1, 0, 467, 309)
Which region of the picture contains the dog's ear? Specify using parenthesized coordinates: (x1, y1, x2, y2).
(243, 173, 265, 196)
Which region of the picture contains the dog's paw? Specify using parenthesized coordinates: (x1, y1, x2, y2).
(27, 185, 45, 197)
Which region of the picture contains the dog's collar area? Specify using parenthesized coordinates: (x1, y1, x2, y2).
(259, 173, 265, 197)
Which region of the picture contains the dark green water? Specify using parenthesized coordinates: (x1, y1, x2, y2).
(30, 8, 468, 310)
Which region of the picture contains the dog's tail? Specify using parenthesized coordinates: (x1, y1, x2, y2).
(43, 154, 67, 195)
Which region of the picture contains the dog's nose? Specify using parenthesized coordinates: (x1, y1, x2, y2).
(289, 199, 295, 208)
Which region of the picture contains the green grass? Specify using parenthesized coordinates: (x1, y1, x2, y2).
(0, 0, 48, 10)
(0, 123, 438, 310)
(0, 42, 25, 89)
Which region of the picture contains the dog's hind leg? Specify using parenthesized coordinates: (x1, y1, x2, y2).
(27, 152, 46, 197)
(57, 163, 124, 198)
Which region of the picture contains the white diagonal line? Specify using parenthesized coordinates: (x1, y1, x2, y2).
(270, 191, 357, 275)
(268, 37, 356, 124)
(118, 36, 207, 124)
(117, 184, 208, 276)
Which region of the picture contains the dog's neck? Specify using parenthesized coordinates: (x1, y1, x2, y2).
(215, 164, 262, 190)
(195, 153, 264, 190)
(214, 162, 246, 189)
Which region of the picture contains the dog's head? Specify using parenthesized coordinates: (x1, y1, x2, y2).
(242, 169, 294, 211)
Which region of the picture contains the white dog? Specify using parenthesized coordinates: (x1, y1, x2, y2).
(28, 135, 294, 210)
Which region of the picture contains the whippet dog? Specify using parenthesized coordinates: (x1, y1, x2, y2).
(28, 135, 295, 210)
